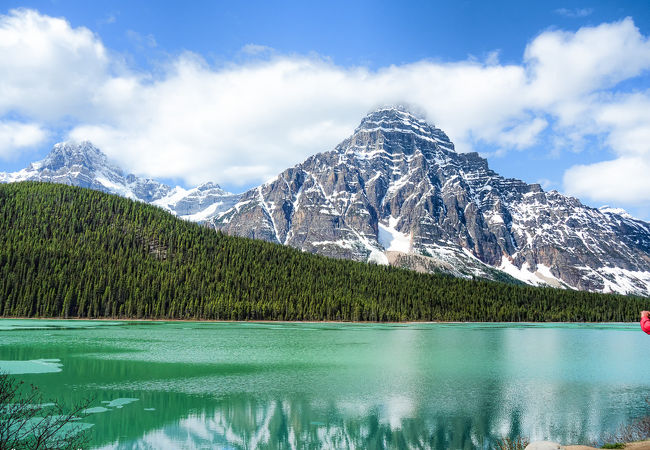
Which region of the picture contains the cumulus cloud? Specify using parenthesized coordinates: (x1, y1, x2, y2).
(524, 19, 650, 104)
(68, 57, 538, 184)
(564, 157, 650, 203)
(0, 121, 47, 158)
(1, 8, 650, 209)
(0, 8, 112, 121)
(563, 91, 650, 204)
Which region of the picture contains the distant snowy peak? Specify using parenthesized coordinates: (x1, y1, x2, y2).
(214, 106, 650, 296)
(0, 141, 169, 201)
(38, 141, 112, 172)
(153, 182, 240, 221)
(0, 141, 239, 222)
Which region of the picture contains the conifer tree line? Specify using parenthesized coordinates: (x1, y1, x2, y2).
(0, 182, 647, 322)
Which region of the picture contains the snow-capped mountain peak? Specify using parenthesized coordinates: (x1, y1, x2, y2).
(214, 107, 650, 296)
(37, 141, 110, 171)
(0, 141, 240, 222)
(353, 106, 455, 152)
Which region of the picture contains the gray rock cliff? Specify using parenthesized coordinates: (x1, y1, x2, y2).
(214, 107, 650, 295)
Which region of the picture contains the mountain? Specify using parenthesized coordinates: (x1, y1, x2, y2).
(214, 107, 650, 296)
(1, 182, 645, 321)
(0, 141, 240, 221)
(151, 182, 241, 222)
(2, 110, 649, 296)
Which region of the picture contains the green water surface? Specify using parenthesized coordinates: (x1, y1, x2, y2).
(0, 320, 648, 449)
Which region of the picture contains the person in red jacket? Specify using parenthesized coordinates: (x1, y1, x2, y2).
(641, 311, 650, 334)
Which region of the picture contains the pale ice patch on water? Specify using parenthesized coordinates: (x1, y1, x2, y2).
(0, 358, 63, 374)
(83, 406, 111, 414)
(101, 398, 139, 408)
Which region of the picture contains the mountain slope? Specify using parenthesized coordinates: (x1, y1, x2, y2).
(0, 141, 240, 221)
(1, 182, 646, 321)
(214, 107, 650, 296)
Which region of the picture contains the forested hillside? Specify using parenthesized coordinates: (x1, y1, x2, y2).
(0, 182, 647, 322)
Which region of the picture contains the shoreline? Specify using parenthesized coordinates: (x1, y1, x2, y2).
(0, 316, 639, 325)
(566, 441, 650, 449)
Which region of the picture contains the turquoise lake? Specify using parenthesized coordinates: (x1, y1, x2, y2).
(0, 320, 648, 449)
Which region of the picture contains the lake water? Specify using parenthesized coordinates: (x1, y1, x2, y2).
(0, 320, 648, 449)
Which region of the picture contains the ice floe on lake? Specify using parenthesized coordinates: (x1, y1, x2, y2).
(0, 358, 63, 374)
(101, 398, 140, 408)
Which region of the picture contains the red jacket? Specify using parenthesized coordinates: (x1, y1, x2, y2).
(642, 317, 650, 335)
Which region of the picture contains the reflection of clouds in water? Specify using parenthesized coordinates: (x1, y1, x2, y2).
(323, 395, 417, 430)
(493, 383, 597, 443)
(95, 396, 478, 449)
(383, 395, 415, 429)
(336, 398, 371, 418)
(495, 327, 642, 443)
(376, 328, 422, 430)
(73, 381, 650, 448)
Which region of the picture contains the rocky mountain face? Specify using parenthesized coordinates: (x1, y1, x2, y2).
(214, 107, 650, 295)
(2, 112, 649, 296)
(0, 141, 240, 221)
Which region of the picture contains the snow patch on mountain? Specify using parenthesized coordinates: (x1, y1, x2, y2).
(599, 206, 634, 219)
(499, 259, 566, 288)
(181, 202, 224, 222)
(378, 217, 411, 253)
(598, 267, 650, 295)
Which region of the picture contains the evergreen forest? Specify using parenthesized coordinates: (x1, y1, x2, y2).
(0, 182, 647, 322)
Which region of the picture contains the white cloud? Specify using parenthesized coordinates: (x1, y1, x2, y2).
(0, 8, 111, 121)
(555, 8, 593, 18)
(68, 56, 536, 185)
(564, 157, 650, 203)
(562, 91, 650, 204)
(524, 18, 650, 104)
(494, 117, 549, 150)
(1, 8, 650, 209)
(593, 92, 650, 157)
(0, 121, 47, 158)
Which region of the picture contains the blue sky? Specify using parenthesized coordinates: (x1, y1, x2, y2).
(1, 1, 650, 218)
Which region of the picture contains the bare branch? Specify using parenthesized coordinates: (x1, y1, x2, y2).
(0, 372, 92, 449)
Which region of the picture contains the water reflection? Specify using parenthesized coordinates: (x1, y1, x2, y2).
(0, 321, 648, 449)
(97, 395, 494, 449)
(89, 382, 648, 449)
(93, 393, 599, 449)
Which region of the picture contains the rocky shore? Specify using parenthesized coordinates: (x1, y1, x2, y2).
(526, 440, 650, 449)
